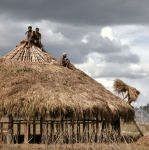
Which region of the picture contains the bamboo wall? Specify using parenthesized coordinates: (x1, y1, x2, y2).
(0, 117, 120, 144)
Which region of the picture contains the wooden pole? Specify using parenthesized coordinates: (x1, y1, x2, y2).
(92, 120, 95, 133)
(0, 122, 3, 143)
(91, 120, 95, 143)
(16, 120, 21, 144)
(50, 121, 54, 143)
(7, 115, 13, 144)
(100, 120, 106, 143)
(87, 119, 89, 142)
(0, 122, 3, 133)
(96, 115, 99, 143)
(46, 121, 48, 141)
(24, 116, 29, 144)
(77, 119, 80, 143)
(133, 120, 144, 136)
(61, 114, 64, 143)
(83, 113, 86, 142)
(33, 119, 36, 143)
(71, 118, 74, 143)
(40, 116, 46, 144)
(28, 122, 31, 141)
(56, 121, 58, 140)
(65, 118, 68, 144)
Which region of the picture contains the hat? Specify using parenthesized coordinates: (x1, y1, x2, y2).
(63, 52, 67, 55)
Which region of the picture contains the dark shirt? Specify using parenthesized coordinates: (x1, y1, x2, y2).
(33, 31, 41, 42)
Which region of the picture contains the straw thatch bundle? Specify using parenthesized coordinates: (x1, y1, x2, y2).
(113, 79, 140, 102)
(0, 45, 135, 122)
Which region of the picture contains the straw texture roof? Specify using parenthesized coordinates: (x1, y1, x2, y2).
(5, 42, 58, 64)
(0, 45, 134, 122)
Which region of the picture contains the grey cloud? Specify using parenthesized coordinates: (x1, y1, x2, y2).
(0, 0, 144, 65)
(44, 29, 140, 65)
(93, 64, 148, 79)
(43, 44, 88, 64)
(0, 12, 140, 66)
(87, 36, 129, 54)
(105, 53, 140, 64)
(0, 0, 149, 26)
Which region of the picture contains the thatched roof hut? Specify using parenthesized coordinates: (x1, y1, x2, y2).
(0, 43, 134, 122)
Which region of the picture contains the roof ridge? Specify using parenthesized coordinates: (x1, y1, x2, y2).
(5, 43, 58, 64)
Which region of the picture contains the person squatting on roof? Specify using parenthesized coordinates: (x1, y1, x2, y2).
(60, 53, 70, 68)
(33, 28, 42, 49)
(25, 26, 34, 48)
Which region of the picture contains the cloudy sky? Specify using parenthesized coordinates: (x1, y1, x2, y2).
(0, 0, 149, 107)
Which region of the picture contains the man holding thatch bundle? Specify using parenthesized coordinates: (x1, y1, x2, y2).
(124, 87, 140, 104)
(60, 53, 70, 68)
(113, 79, 140, 106)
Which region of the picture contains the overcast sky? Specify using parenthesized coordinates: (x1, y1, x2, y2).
(0, 0, 149, 107)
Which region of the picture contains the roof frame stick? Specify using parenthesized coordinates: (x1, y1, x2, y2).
(133, 120, 144, 136)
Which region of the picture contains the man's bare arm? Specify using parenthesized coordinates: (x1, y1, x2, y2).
(124, 90, 128, 99)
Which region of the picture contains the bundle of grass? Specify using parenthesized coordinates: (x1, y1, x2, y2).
(113, 79, 140, 102)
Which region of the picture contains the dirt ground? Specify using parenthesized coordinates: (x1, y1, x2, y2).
(135, 135, 149, 148)
(0, 136, 149, 150)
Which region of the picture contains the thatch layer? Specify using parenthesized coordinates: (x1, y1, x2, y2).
(0, 47, 134, 122)
(0, 58, 134, 122)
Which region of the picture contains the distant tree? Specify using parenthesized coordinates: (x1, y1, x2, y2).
(140, 103, 149, 114)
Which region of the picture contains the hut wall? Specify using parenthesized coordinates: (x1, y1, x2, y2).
(0, 117, 121, 144)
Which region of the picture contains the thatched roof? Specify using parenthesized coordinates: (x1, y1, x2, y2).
(0, 45, 134, 122)
(5, 42, 58, 64)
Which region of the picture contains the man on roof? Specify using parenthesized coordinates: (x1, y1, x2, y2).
(33, 28, 42, 49)
(25, 26, 34, 48)
(124, 87, 140, 105)
(60, 53, 70, 68)
(113, 79, 140, 107)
